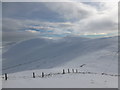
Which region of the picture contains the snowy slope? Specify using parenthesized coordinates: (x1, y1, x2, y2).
(2, 36, 118, 74)
(2, 36, 118, 88)
(2, 70, 118, 88)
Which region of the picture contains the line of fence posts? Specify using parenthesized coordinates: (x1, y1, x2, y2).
(4, 69, 79, 80)
(32, 72, 45, 78)
(63, 69, 78, 74)
(4, 69, 119, 80)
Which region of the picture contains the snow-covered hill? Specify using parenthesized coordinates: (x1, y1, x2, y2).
(2, 36, 118, 74)
(2, 36, 118, 88)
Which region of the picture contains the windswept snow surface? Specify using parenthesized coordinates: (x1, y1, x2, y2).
(2, 36, 118, 88)
(2, 69, 118, 88)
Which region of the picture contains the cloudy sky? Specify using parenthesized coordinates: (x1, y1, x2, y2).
(2, 0, 118, 43)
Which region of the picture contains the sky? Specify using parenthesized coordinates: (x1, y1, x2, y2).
(2, 0, 119, 44)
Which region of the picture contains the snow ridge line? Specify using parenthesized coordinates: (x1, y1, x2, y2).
(1, 70, 120, 80)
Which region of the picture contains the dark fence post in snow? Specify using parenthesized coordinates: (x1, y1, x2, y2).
(42, 72, 44, 77)
(5, 73, 7, 80)
(76, 69, 78, 73)
(68, 69, 70, 73)
(62, 69, 65, 74)
(33, 72, 35, 78)
(72, 69, 74, 73)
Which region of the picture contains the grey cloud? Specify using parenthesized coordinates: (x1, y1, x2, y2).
(2, 2, 64, 22)
(2, 19, 40, 44)
(2, 2, 118, 45)
(44, 2, 97, 22)
(2, 2, 97, 22)
(80, 17, 118, 33)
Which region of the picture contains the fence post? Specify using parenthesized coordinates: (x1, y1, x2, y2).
(33, 72, 35, 78)
(72, 69, 74, 73)
(63, 69, 65, 74)
(68, 69, 70, 73)
(5, 73, 7, 80)
(76, 69, 78, 73)
(42, 72, 44, 77)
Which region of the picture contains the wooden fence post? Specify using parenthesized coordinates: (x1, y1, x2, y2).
(72, 69, 74, 73)
(42, 72, 44, 77)
(63, 69, 65, 74)
(5, 73, 7, 80)
(33, 72, 35, 78)
(68, 69, 70, 73)
(76, 69, 78, 73)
